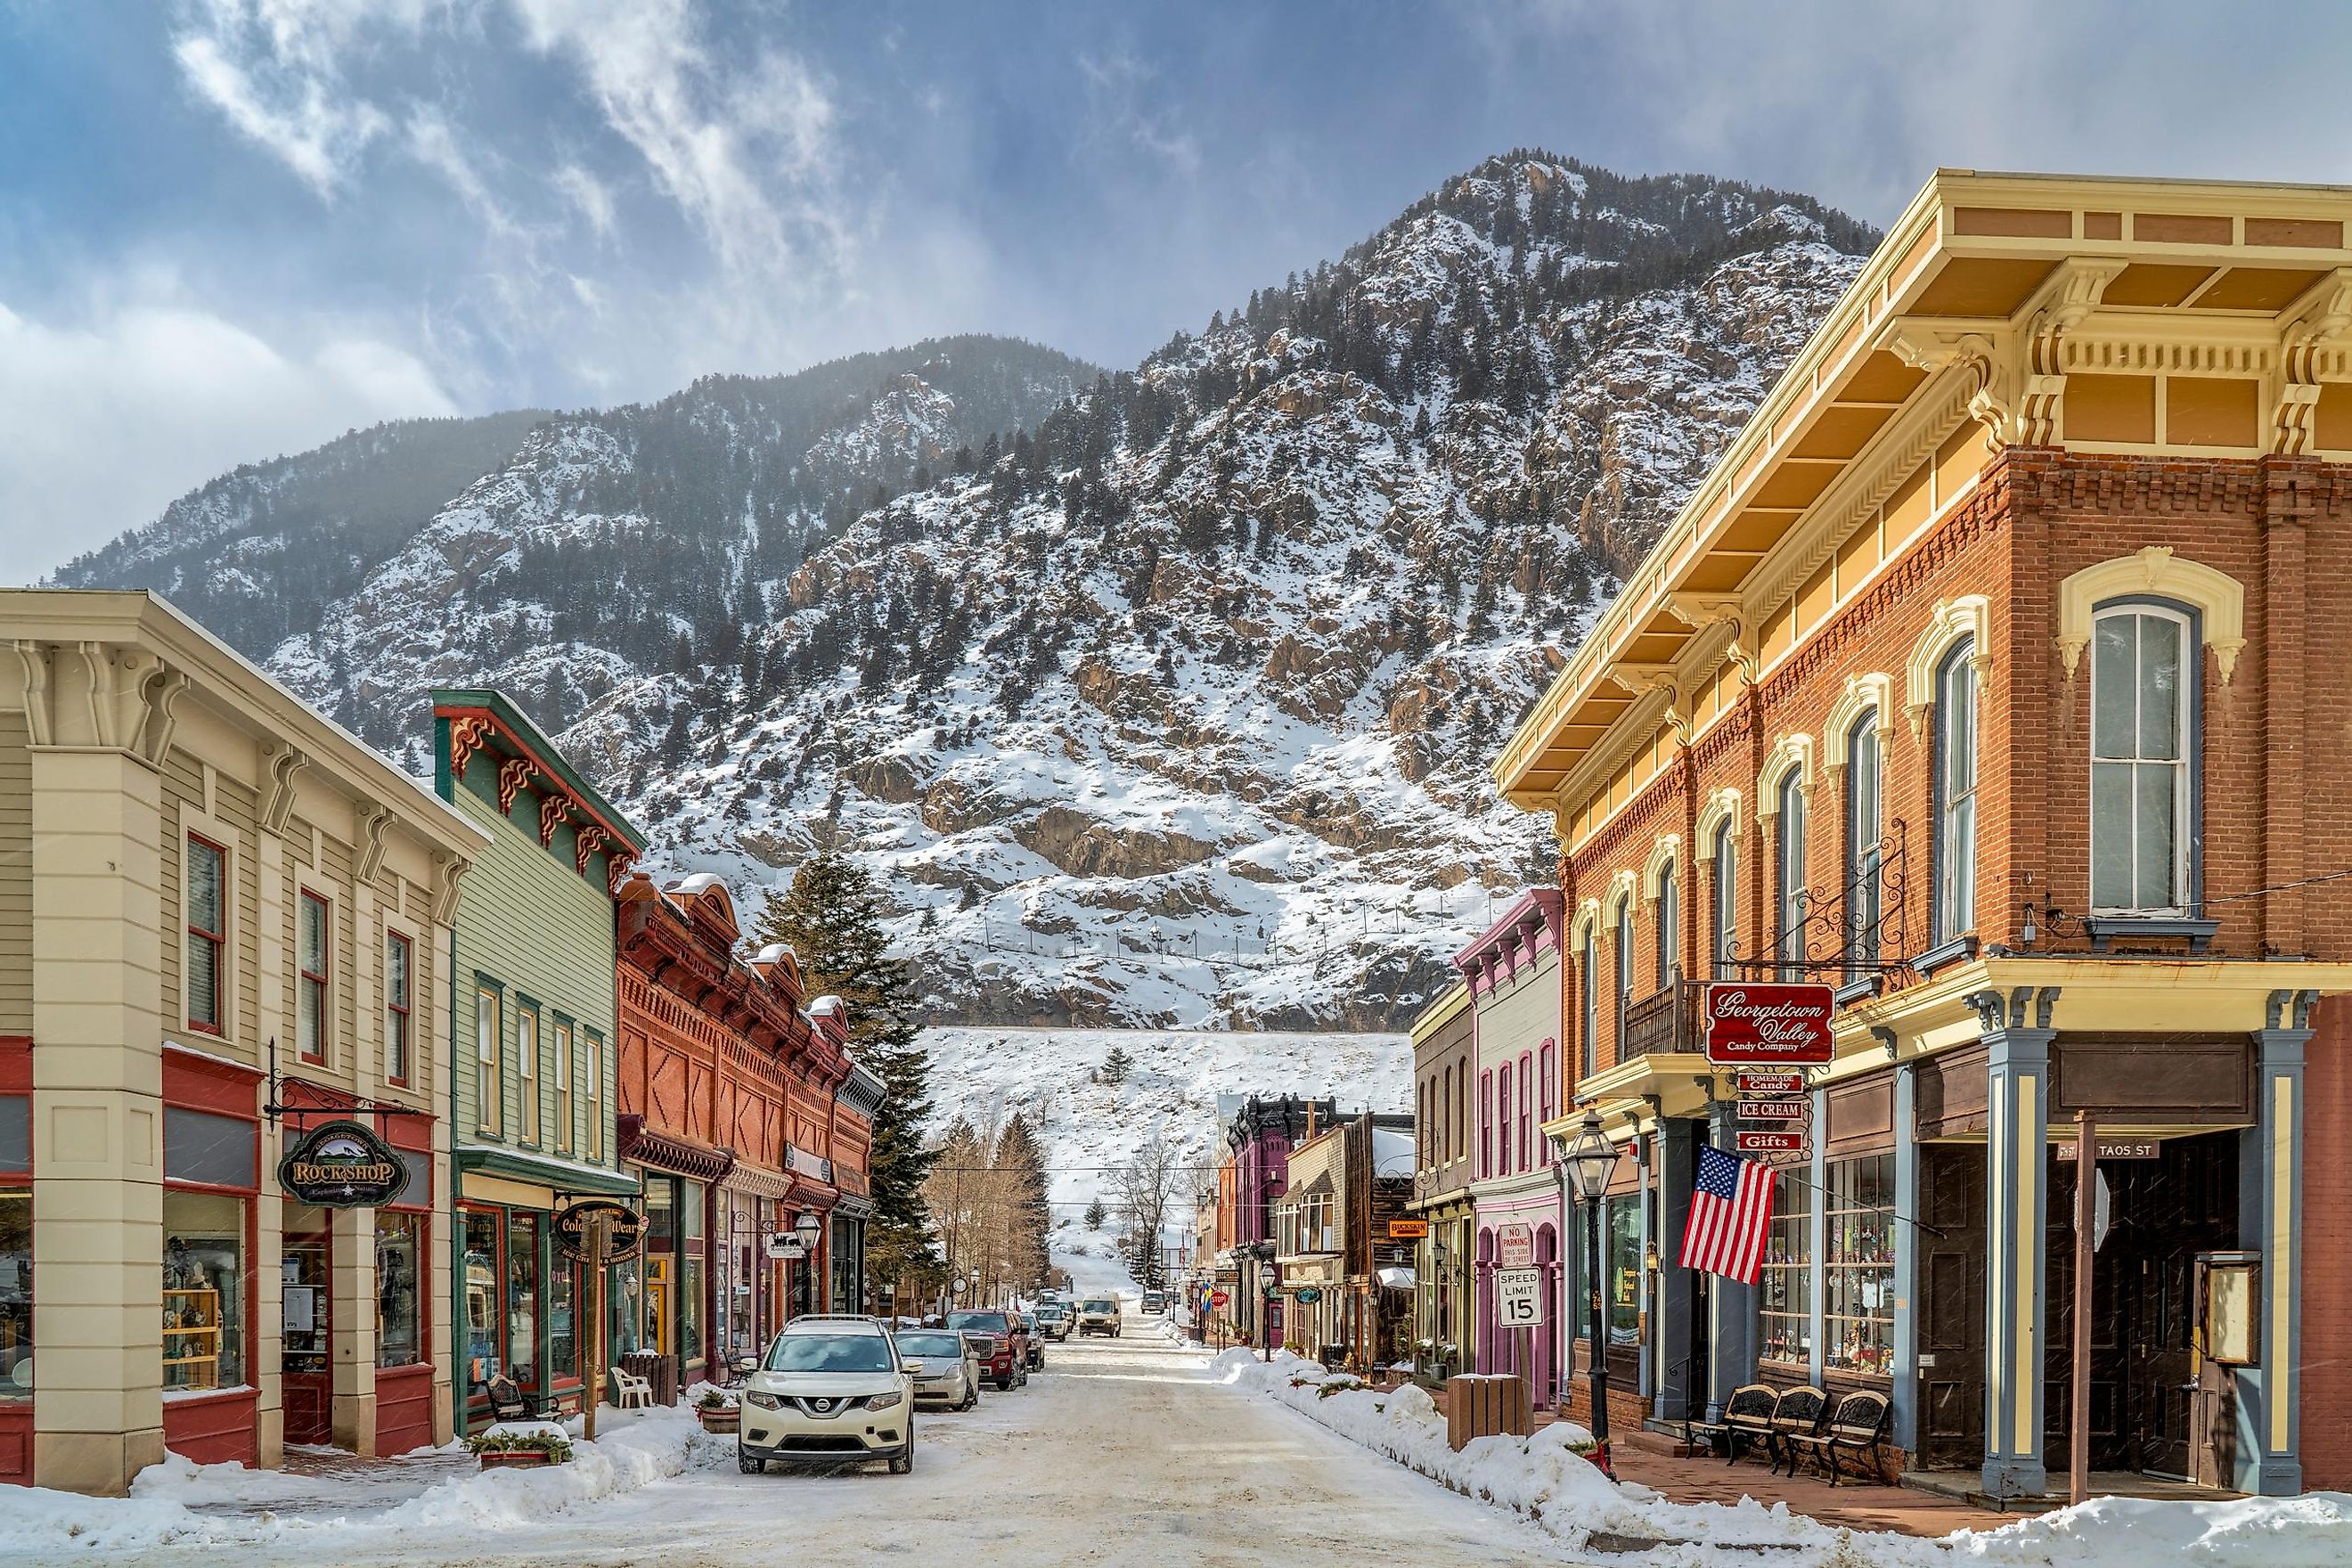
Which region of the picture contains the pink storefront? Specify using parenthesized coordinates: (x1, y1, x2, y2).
(1457, 892, 1567, 1407)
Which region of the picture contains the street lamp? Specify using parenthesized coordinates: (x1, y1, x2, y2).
(1556, 1107, 1619, 1479)
(1255, 1240, 1279, 1364)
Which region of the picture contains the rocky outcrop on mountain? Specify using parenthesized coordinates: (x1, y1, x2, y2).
(62, 152, 1874, 1030)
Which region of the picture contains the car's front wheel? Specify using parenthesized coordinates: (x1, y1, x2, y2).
(889, 1422, 915, 1475)
(738, 1449, 764, 1474)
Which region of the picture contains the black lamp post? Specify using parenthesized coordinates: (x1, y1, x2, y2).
(1256, 1241, 1279, 1364)
(1556, 1107, 1619, 1479)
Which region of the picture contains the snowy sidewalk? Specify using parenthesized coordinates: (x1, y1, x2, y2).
(1205, 1348, 2352, 1566)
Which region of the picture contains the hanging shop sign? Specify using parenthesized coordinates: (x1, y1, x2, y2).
(1495, 1267, 1544, 1327)
(1736, 1098, 1809, 1122)
(1701, 983, 1835, 1066)
(1735, 1130, 1807, 1156)
(1388, 1219, 1430, 1240)
(1497, 1221, 1534, 1269)
(277, 1119, 408, 1209)
(1294, 1287, 1324, 1304)
(765, 1234, 808, 1261)
(1734, 1070, 1805, 1097)
(555, 1198, 645, 1263)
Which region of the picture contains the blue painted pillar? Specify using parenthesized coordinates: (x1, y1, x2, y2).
(1975, 985, 2058, 1501)
(1654, 1118, 1698, 1421)
(1704, 1096, 1753, 1420)
(1808, 1082, 1829, 1386)
(1891, 1060, 1920, 1453)
(2238, 991, 2313, 1496)
(1637, 1139, 1654, 1402)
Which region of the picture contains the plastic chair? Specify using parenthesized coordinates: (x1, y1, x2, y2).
(608, 1365, 654, 1410)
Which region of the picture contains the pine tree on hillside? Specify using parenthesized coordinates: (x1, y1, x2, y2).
(753, 850, 939, 1296)
(1099, 1044, 1133, 1085)
(993, 1114, 1052, 1289)
(1084, 1197, 1107, 1230)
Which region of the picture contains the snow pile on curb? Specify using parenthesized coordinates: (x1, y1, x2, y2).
(0, 1406, 714, 1556)
(1204, 1349, 2352, 1566)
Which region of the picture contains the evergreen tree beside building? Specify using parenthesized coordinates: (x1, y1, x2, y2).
(753, 849, 941, 1298)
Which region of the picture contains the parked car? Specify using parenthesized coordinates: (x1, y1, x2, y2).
(738, 1316, 915, 1475)
(1141, 1289, 1166, 1314)
(1033, 1303, 1073, 1341)
(892, 1328, 981, 1411)
(944, 1309, 1030, 1389)
(1076, 1297, 1122, 1337)
(1012, 1313, 1045, 1368)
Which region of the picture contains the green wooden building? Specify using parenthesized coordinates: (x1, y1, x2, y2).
(432, 690, 644, 1430)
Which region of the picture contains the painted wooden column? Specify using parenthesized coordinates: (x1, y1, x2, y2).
(1703, 1096, 1753, 1420)
(1652, 1117, 1697, 1421)
(1807, 1082, 1828, 1387)
(1891, 1060, 1921, 1454)
(1635, 1139, 1653, 1402)
(2239, 990, 2313, 1496)
(330, 1205, 379, 1454)
(1972, 985, 2058, 1501)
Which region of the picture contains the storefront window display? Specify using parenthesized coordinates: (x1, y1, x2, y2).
(1759, 1170, 1812, 1369)
(462, 1211, 501, 1388)
(282, 1206, 330, 1375)
(0, 1190, 28, 1400)
(643, 1181, 674, 1355)
(678, 1180, 704, 1368)
(507, 1212, 541, 1393)
(1606, 1197, 1640, 1347)
(610, 1256, 645, 1355)
(163, 1192, 246, 1392)
(1823, 1154, 1895, 1376)
(549, 1255, 578, 1384)
(375, 1212, 423, 1369)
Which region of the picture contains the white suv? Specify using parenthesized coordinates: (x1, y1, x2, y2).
(738, 1317, 916, 1474)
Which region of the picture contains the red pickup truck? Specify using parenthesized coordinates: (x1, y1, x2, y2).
(945, 1310, 1030, 1391)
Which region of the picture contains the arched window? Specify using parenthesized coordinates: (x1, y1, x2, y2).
(1539, 1040, 1556, 1126)
(1776, 769, 1808, 981)
(1458, 1053, 1470, 1153)
(1711, 817, 1739, 979)
(1579, 929, 1598, 1081)
(1517, 1051, 1533, 1168)
(2091, 604, 2194, 914)
(1497, 1064, 1512, 1174)
(1934, 639, 1979, 941)
(1441, 1062, 1453, 1163)
(1613, 897, 1635, 1057)
(1654, 859, 1679, 992)
(1845, 711, 1882, 975)
(1479, 1069, 1493, 1179)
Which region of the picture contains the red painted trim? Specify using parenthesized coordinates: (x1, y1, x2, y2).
(0, 1039, 27, 1095)
(373, 1361, 435, 1458)
(437, 705, 643, 852)
(162, 1045, 264, 1118)
(162, 1389, 258, 1466)
(0, 1405, 28, 1485)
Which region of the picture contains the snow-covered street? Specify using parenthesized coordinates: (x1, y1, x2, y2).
(9, 1312, 1571, 1568)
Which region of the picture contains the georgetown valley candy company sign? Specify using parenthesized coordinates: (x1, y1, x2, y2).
(1701, 983, 1835, 1065)
(277, 1120, 409, 1208)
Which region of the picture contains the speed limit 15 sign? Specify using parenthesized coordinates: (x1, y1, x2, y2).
(1494, 1267, 1544, 1327)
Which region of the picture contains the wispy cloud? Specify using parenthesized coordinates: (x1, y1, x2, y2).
(1077, 49, 1201, 179)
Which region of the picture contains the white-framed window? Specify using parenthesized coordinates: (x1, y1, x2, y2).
(1579, 930, 1599, 1079)
(1613, 896, 1634, 1052)
(1654, 859, 1678, 992)
(475, 988, 502, 1135)
(516, 1008, 540, 1147)
(1776, 770, 1808, 981)
(1711, 818, 1739, 979)
(384, 930, 412, 1085)
(298, 890, 331, 1065)
(552, 1021, 574, 1155)
(1845, 712, 1882, 974)
(585, 1032, 604, 1161)
(2091, 604, 2193, 914)
(1935, 639, 1979, 941)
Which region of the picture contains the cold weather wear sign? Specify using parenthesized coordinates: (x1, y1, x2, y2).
(1700, 983, 1834, 1065)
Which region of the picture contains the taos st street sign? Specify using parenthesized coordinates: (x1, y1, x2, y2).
(2057, 1139, 2163, 1161)
(1735, 1071, 1804, 1096)
(1735, 1130, 1807, 1155)
(1736, 1098, 1809, 1122)
(1702, 983, 1835, 1065)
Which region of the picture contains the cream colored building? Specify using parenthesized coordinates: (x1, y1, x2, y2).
(0, 591, 486, 1494)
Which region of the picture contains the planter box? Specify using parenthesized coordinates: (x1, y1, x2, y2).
(477, 1449, 563, 1470)
(696, 1408, 740, 1434)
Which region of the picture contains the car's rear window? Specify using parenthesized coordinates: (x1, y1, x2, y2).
(946, 1311, 1010, 1333)
(894, 1333, 965, 1357)
(764, 1333, 894, 1372)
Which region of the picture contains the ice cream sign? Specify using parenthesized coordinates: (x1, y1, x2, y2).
(1700, 983, 1835, 1066)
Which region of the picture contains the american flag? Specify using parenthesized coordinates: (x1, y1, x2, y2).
(1680, 1144, 1775, 1285)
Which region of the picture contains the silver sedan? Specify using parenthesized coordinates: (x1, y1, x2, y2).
(892, 1329, 982, 1411)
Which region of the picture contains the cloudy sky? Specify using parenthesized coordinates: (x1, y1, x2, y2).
(2, 1, 2344, 580)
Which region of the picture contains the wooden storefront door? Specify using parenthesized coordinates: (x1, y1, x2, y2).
(282, 1214, 331, 1447)
(1914, 1145, 1985, 1470)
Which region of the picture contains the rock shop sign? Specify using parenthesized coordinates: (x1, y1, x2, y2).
(278, 1120, 409, 1208)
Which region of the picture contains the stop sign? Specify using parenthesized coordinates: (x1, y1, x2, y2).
(1210, 1290, 1230, 1307)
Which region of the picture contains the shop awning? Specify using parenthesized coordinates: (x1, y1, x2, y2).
(1375, 1266, 1416, 1291)
(617, 1115, 735, 1183)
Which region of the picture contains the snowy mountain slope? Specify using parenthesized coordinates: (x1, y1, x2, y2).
(919, 1025, 1410, 1272)
(68, 152, 1874, 1031)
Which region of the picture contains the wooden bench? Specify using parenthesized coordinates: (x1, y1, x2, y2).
(1685, 1383, 1777, 1464)
(1787, 1389, 1891, 1485)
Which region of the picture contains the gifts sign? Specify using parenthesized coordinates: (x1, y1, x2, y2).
(1701, 983, 1835, 1066)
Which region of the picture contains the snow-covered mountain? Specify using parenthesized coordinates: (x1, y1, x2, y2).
(61, 152, 1874, 1031)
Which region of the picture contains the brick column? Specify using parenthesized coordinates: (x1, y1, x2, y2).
(2258, 459, 2314, 953)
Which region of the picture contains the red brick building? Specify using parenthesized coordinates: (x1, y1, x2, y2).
(612, 873, 879, 1386)
(1498, 170, 2352, 1499)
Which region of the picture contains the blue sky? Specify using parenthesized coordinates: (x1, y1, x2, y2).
(2, 1, 2344, 579)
